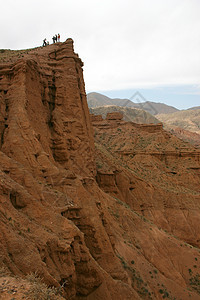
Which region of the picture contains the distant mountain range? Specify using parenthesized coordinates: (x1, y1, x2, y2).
(87, 92, 179, 115)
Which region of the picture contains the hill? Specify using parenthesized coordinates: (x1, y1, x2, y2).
(170, 127, 200, 148)
(157, 109, 200, 135)
(87, 92, 179, 115)
(89, 105, 160, 124)
(87, 92, 134, 108)
(187, 106, 200, 111)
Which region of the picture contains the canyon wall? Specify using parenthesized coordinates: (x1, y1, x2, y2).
(1, 42, 200, 299)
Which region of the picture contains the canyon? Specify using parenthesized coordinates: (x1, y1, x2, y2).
(0, 40, 200, 299)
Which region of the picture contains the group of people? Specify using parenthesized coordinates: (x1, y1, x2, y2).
(52, 33, 60, 43)
(43, 34, 60, 47)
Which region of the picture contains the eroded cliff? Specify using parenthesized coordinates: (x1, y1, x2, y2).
(0, 40, 140, 300)
(0, 41, 200, 300)
(93, 113, 200, 248)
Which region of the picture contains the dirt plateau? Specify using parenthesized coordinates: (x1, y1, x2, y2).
(0, 40, 200, 300)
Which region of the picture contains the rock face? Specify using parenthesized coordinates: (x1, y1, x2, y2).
(106, 112, 123, 120)
(1, 41, 200, 300)
(93, 113, 200, 299)
(0, 40, 139, 300)
(90, 114, 103, 122)
(0, 39, 95, 177)
(93, 114, 200, 244)
(169, 127, 200, 149)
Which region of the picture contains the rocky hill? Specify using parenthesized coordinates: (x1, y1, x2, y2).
(0, 41, 200, 300)
(157, 109, 200, 147)
(157, 109, 200, 135)
(87, 92, 179, 115)
(169, 127, 200, 149)
(90, 106, 160, 124)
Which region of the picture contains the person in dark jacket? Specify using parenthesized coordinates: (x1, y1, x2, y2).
(43, 38, 47, 47)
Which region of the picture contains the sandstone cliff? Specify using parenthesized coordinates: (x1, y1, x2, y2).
(0, 41, 200, 300)
(0, 40, 140, 300)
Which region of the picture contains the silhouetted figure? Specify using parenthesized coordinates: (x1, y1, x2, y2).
(55, 34, 58, 42)
(43, 38, 47, 47)
(52, 36, 56, 43)
(58, 33, 60, 42)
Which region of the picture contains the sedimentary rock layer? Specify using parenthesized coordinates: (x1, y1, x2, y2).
(1, 42, 200, 299)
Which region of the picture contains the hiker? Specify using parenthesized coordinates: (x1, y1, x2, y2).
(52, 36, 56, 43)
(43, 38, 47, 47)
(58, 33, 60, 42)
(55, 34, 58, 42)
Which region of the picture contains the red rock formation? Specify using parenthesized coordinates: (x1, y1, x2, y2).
(0, 39, 95, 178)
(0, 40, 138, 299)
(170, 126, 200, 148)
(106, 112, 123, 120)
(1, 42, 200, 300)
(90, 114, 103, 122)
(93, 115, 200, 249)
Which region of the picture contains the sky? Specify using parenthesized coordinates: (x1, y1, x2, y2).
(1, 0, 200, 109)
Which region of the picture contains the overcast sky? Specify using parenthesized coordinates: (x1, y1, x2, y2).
(1, 0, 200, 109)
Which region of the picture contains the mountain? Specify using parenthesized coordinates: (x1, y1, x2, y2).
(90, 105, 160, 124)
(157, 109, 200, 135)
(87, 92, 134, 108)
(133, 101, 179, 115)
(87, 92, 179, 115)
(1, 41, 200, 299)
(187, 106, 200, 111)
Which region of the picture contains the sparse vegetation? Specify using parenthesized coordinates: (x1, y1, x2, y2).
(189, 273, 200, 294)
(25, 273, 62, 300)
(116, 254, 154, 299)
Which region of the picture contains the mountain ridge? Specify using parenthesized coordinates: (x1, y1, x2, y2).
(90, 105, 160, 124)
(87, 92, 179, 115)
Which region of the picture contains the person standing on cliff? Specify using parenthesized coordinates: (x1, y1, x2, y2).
(43, 38, 47, 47)
(52, 36, 55, 43)
(55, 34, 58, 42)
(58, 33, 60, 42)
